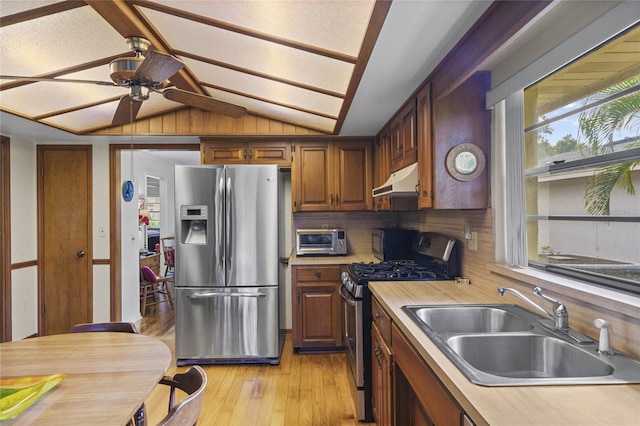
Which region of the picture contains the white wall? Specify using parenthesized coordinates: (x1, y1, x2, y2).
(92, 143, 111, 322)
(9, 139, 113, 338)
(120, 150, 200, 323)
(10, 138, 38, 339)
(536, 171, 640, 263)
(6, 134, 200, 338)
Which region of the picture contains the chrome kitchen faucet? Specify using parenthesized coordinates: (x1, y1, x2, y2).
(497, 286, 592, 344)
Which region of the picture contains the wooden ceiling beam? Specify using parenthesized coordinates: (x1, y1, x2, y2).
(334, 0, 392, 134)
(177, 50, 345, 99)
(0, 1, 85, 28)
(131, 0, 357, 63)
(85, 0, 204, 95)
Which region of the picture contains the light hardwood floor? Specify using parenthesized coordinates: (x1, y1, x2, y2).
(137, 290, 376, 425)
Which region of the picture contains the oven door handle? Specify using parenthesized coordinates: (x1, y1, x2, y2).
(339, 284, 358, 307)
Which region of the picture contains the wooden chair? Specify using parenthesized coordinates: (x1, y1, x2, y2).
(70, 322, 138, 334)
(140, 265, 175, 316)
(161, 237, 175, 276)
(156, 366, 207, 426)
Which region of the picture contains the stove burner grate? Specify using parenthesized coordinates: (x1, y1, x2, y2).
(349, 261, 444, 281)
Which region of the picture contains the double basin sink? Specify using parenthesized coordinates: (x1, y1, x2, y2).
(402, 304, 640, 386)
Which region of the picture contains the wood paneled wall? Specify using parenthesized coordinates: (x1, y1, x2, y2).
(92, 108, 324, 136)
(398, 208, 640, 359)
(400, 209, 493, 281)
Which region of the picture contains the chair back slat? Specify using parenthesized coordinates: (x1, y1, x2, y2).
(70, 322, 138, 334)
(164, 247, 175, 266)
(156, 366, 207, 426)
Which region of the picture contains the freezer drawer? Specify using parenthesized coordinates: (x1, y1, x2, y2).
(176, 287, 281, 364)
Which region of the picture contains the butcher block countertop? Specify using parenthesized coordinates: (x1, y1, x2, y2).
(369, 281, 640, 426)
(289, 253, 378, 266)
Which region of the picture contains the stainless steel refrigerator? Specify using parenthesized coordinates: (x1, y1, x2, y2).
(174, 164, 284, 365)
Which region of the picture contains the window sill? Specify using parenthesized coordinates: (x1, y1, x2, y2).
(489, 263, 640, 319)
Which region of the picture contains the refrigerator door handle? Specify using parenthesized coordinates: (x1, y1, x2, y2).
(188, 291, 267, 299)
(216, 175, 226, 280)
(226, 175, 233, 276)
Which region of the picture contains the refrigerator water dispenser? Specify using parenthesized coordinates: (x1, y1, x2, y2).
(180, 205, 208, 245)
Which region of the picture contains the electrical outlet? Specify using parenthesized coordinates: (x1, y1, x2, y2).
(469, 232, 478, 251)
(98, 226, 106, 237)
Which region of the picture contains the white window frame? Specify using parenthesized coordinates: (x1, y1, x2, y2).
(489, 2, 640, 307)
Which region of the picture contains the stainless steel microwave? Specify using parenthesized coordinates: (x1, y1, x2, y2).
(296, 229, 347, 256)
(371, 228, 417, 260)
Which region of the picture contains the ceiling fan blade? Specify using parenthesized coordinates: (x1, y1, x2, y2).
(112, 96, 143, 126)
(134, 51, 184, 84)
(163, 88, 247, 118)
(0, 75, 114, 86)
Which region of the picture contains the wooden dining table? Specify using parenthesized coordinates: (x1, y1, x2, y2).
(0, 332, 172, 425)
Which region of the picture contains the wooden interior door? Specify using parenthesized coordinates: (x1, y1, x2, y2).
(38, 146, 92, 335)
(1, 136, 10, 342)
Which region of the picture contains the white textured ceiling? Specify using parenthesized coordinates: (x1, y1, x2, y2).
(0, 0, 491, 137)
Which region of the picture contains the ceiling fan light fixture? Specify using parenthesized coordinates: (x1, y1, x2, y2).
(110, 57, 143, 84)
(125, 36, 151, 55)
(130, 84, 149, 101)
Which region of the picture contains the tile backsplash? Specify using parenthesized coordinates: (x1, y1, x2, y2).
(292, 211, 399, 254)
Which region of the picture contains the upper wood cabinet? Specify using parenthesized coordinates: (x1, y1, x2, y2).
(416, 83, 433, 209)
(432, 72, 490, 209)
(374, 124, 418, 212)
(200, 139, 292, 167)
(389, 99, 417, 172)
(293, 140, 373, 212)
(373, 130, 391, 211)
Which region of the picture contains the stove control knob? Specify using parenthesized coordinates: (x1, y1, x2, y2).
(341, 272, 348, 284)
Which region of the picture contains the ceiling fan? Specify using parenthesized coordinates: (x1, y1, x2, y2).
(0, 36, 247, 126)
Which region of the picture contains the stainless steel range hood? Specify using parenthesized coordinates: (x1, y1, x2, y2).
(372, 162, 418, 197)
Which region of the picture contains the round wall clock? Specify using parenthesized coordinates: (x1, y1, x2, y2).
(445, 143, 486, 182)
(122, 180, 135, 202)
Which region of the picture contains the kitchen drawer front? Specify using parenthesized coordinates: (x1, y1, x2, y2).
(372, 296, 392, 345)
(295, 266, 342, 282)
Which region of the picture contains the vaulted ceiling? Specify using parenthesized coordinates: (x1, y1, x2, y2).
(0, 1, 492, 136)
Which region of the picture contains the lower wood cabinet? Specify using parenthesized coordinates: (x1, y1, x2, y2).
(372, 322, 393, 426)
(292, 265, 344, 350)
(392, 323, 464, 426)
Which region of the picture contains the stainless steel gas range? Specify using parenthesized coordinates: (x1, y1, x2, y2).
(339, 231, 460, 422)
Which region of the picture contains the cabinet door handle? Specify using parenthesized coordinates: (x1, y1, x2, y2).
(330, 194, 334, 206)
(243, 150, 248, 161)
(336, 194, 340, 205)
(76, 250, 85, 258)
(315, 272, 321, 279)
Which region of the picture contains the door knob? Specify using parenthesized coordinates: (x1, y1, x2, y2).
(76, 250, 85, 258)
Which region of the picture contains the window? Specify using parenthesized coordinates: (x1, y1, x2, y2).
(146, 176, 161, 252)
(522, 24, 640, 294)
